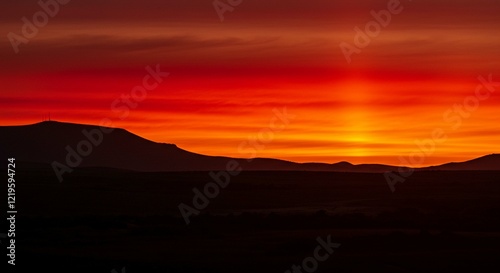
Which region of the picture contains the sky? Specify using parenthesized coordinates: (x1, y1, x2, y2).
(1, 0, 499, 166)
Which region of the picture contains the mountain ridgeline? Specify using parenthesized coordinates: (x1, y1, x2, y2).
(0, 121, 499, 173)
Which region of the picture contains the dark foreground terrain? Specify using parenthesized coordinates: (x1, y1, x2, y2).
(5, 162, 500, 272)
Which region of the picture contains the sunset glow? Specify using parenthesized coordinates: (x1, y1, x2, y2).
(1, 0, 499, 166)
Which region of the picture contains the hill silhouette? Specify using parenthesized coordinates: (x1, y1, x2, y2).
(423, 154, 500, 171)
(0, 121, 499, 172)
(3, 122, 500, 273)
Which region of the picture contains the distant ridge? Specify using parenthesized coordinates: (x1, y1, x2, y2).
(0, 121, 499, 173)
(422, 154, 500, 171)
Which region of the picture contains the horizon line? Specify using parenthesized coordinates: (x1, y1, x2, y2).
(1, 119, 498, 168)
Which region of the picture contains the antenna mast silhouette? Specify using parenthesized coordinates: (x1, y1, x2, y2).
(42, 113, 52, 122)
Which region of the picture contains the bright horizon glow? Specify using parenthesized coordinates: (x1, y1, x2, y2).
(1, 0, 499, 167)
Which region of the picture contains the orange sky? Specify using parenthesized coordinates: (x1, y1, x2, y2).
(1, 0, 499, 166)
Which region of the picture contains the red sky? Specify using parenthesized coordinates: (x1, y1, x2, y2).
(1, 0, 499, 166)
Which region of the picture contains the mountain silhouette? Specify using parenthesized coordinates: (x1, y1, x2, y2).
(0, 121, 498, 172)
(423, 154, 500, 171)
